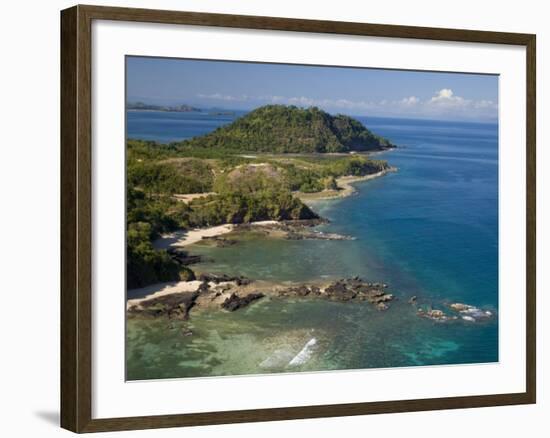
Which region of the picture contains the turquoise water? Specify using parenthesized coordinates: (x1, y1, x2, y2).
(126, 113, 498, 380)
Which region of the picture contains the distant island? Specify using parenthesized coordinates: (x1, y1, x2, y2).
(180, 105, 394, 153)
(127, 102, 202, 113)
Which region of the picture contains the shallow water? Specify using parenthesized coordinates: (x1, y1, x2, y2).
(126, 115, 499, 380)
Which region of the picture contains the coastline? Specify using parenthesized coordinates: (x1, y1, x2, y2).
(296, 166, 397, 202)
(153, 221, 279, 249)
(144, 167, 397, 313)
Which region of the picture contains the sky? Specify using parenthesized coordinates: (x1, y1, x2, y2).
(126, 56, 498, 122)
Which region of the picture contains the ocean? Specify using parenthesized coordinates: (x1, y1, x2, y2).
(126, 111, 499, 380)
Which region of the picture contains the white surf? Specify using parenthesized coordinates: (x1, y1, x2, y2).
(288, 338, 317, 367)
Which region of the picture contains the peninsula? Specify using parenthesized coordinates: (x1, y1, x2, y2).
(127, 105, 395, 290)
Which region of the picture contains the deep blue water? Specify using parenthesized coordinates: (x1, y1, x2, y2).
(348, 116, 498, 310)
(127, 110, 247, 143)
(126, 111, 499, 379)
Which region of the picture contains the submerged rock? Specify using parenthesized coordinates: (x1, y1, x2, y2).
(417, 307, 457, 322)
(181, 327, 193, 336)
(222, 292, 265, 311)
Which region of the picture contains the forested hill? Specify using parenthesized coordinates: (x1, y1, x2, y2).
(179, 105, 394, 153)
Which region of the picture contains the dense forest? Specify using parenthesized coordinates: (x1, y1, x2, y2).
(179, 105, 394, 153)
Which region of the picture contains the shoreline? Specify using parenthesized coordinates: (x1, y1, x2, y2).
(153, 221, 279, 250)
(127, 276, 396, 317)
(153, 167, 397, 250)
(296, 167, 397, 202)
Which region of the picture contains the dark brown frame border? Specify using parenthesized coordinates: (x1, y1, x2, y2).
(61, 4, 536, 433)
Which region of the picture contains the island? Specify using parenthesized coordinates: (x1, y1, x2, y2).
(127, 104, 488, 326)
(127, 102, 202, 112)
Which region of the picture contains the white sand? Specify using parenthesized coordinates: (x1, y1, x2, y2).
(127, 280, 203, 309)
(297, 167, 396, 202)
(153, 224, 235, 249)
(153, 221, 281, 250)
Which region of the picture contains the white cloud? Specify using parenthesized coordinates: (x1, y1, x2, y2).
(428, 88, 466, 107)
(400, 96, 419, 106)
(435, 88, 454, 99)
(197, 93, 249, 102)
(195, 89, 497, 121)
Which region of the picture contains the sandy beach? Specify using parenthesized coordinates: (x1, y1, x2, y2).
(153, 224, 235, 249)
(296, 167, 397, 202)
(127, 280, 204, 308)
(153, 220, 280, 250)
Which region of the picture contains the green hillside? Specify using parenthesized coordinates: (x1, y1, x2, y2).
(179, 105, 394, 153)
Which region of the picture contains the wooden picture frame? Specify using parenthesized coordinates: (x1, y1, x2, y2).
(60, 4, 536, 433)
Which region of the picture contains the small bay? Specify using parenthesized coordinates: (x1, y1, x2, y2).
(126, 112, 499, 380)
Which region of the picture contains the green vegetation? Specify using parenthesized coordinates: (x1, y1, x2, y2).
(126, 188, 189, 288)
(187, 191, 318, 226)
(128, 157, 214, 195)
(126, 105, 395, 288)
(179, 105, 394, 153)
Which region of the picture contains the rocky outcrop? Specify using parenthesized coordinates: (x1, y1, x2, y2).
(127, 291, 199, 320)
(448, 303, 493, 322)
(324, 278, 393, 304)
(278, 277, 394, 308)
(166, 248, 203, 265)
(222, 292, 265, 311)
(417, 302, 494, 323)
(201, 236, 239, 247)
(198, 273, 252, 286)
(417, 308, 457, 322)
(278, 285, 321, 297)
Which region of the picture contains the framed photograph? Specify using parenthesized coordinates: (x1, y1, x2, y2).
(60, 5, 536, 433)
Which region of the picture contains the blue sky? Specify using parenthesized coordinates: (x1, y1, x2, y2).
(127, 56, 498, 121)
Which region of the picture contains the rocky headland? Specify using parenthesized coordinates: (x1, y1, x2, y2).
(127, 275, 396, 322)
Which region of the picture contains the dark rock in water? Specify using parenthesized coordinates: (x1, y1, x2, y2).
(198, 273, 252, 286)
(417, 307, 457, 322)
(129, 291, 199, 320)
(273, 277, 396, 305)
(377, 302, 389, 311)
(202, 236, 238, 247)
(448, 302, 493, 322)
(222, 292, 265, 311)
(198, 281, 210, 293)
(181, 328, 193, 337)
(310, 286, 321, 296)
(324, 281, 357, 301)
(292, 285, 312, 296)
(167, 248, 203, 265)
(278, 284, 322, 297)
(323, 278, 394, 304)
(408, 296, 417, 304)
